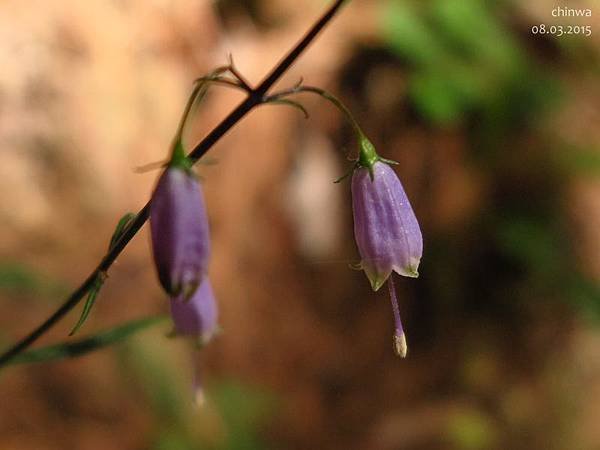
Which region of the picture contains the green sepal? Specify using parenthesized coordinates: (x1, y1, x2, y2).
(379, 157, 399, 165)
(168, 140, 193, 172)
(133, 159, 168, 174)
(333, 163, 357, 183)
(8, 316, 166, 366)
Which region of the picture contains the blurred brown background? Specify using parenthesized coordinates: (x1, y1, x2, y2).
(1, 0, 600, 449)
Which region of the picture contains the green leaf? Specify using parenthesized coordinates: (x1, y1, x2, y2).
(109, 212, 137, 250)
(7, 316, 166, 366)
(69, 274, 105, 336)
(69, 212, 136, 336)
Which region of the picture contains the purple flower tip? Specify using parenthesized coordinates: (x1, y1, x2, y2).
(170, 278, 219, 342)
(150, 166, 211, 299)
(351, 161, 422, 291)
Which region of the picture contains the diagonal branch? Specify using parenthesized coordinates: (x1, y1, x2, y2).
(0, 0, 349, 368)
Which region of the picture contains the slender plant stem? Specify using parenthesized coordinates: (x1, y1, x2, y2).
(0, 0, 348, 368)
(269, 85, 366, 139)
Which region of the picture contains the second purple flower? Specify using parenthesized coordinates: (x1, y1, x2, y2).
(170, 278, 219, 342)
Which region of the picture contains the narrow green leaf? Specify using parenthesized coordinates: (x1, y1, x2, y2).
(109, 212, 137, 250)
(8, 316, 166, 366)
(69, 212, 136, 336)
(69, 274, 105, 336)
(333, 166, 355, 184)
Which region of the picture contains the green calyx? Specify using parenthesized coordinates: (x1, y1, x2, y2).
(334, 136, 399, 183)
(356, 136, 399, 180)
(169, 140, 193, 172)
(358, 137, 379, 170)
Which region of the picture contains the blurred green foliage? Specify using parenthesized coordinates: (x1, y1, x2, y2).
(120, 334, 275, 450)
(382, 0, 557, 128)
(0, 261, 67, 300)
(495, 216, 563, 278)
(554, 144, 600, 178)
(447, 408, 497, 450)
(209, 382, 275, 450)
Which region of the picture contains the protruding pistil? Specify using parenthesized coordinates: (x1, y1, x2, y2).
(388, 276, 407, 358)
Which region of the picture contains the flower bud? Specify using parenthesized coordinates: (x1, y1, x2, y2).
(170, 279, 218, 342)
(150, 165, 210, 299)
(351, 158, 422, 291)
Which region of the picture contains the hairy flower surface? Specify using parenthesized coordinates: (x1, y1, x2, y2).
(170, 279, 218, 342)
(150, 166, 210, 299)
(351, 160, 422, 291)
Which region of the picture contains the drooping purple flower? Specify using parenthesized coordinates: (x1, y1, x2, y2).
(150, 165, 210, 300)
(170, 278, 219, 343)
(351, 160, 422, 291)
(348, 137, 422, 357)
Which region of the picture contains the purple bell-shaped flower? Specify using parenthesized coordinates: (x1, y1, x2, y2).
(169, 278, 219, 343)
(350, 138, 423, 357)
(351, 140, 422, 291)
(150, 146, 211, 300)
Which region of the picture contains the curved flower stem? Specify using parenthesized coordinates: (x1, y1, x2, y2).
(135, 74, 250, 173)
(0, 0, 349, 368)
(267, 85, 366, 141)
(171, 67, 231, 152)
(265, 98, 310, 119)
